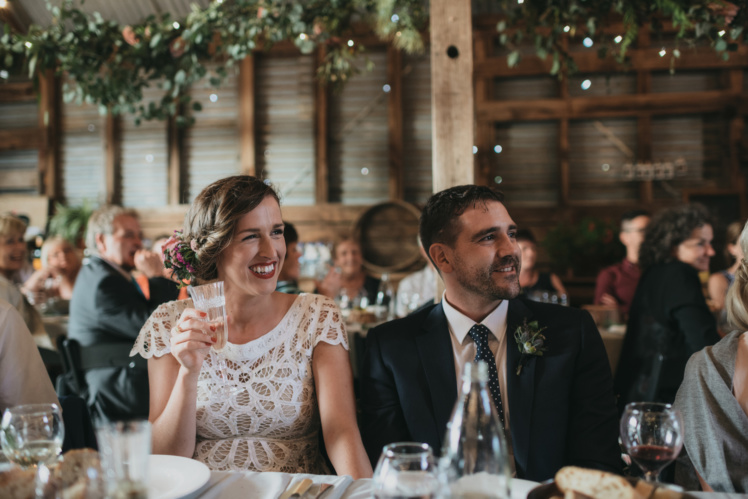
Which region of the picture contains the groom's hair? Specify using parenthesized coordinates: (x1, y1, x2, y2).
(420, 185, 505, 267)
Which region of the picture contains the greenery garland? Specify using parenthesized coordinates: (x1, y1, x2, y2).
(0, 0, 742, 125)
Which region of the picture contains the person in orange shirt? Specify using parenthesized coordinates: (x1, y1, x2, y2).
(136, 235, 189, 300)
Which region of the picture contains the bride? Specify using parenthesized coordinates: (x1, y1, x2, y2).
(131, 175, 372, 477)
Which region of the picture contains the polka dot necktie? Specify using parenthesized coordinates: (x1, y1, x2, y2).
(468, 323, 506, 429)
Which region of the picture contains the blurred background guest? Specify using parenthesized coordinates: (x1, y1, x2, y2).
(69, 206, 179, 422)
(594, 210, 650, 317)
(276, 221, 303, 295)
(316, 237, 380, 307)
(615, 204, 720, 410)
(708, 220, 744, 334)
(0, 298, 58, 412)
(0, 214, 47, 341)
(135, 234, 189, 301)
(674, 219, 748, 493)
(517, 229, 566, 301)
(22, 236, 82, 307)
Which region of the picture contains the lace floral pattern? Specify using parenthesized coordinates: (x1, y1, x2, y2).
(131, 293, 348, 472)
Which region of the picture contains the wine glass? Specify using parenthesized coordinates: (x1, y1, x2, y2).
(620, 402, 683, 482)
(373, 442, 440, 499)
(0, 403, 64, 470)
(188, 281, 234, 395)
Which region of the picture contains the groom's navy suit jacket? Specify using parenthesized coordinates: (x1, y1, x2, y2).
(359, 297, 621, 482)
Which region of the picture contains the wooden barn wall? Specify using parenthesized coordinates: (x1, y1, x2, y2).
(0, 20, 746, 287)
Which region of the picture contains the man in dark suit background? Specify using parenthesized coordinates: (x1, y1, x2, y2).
(359, 185, 621, 481)
(69, 206, 179, 422)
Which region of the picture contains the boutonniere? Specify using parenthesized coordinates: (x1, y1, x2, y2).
(514, 319, 548, 375)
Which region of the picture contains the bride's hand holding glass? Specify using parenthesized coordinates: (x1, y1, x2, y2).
(170, 308, 215, 374)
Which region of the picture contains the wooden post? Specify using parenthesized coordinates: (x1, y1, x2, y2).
(37, 69, 60, 201)
(167, 115, 182, 205)
(387, 44, 404, 200)
(637, 27, 653, 204)
(239, 55, 256, 176)
(430, 0, 474, 192)
(474, 33, 492, 186)
(314, 47, 329, 204)
(104, 111, 120, 205)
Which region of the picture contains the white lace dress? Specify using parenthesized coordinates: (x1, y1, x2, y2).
(130, 293, 348, 473)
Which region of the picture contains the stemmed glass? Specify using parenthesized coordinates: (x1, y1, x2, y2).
(188, 281, 234, 396)
(620, 402, 684, 482)
(372, 442, 440, 499)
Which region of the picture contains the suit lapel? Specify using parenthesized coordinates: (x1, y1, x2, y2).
(415, 303, 458, 451)
(506, 299, 536, 477)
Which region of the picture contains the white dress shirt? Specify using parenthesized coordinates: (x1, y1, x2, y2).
(442, 293, 515, 468)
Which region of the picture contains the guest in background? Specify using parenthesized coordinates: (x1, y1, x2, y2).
(708, 221, 743, 333)
(0, 298, 59, 412)
(614, 204, 721, 410)
(395, 240, 438, 317)
(594, 210, 650, 317)
(276, 221, 303, 295)
(517, 229, 566, 300)
(69, 206, 179, 422)
(0, 215, 47, 341)
(22, 236, 82, 305)
(135, 234, 189, 301)
(316, 237, 380, 306)
(673, 219, 748, 493)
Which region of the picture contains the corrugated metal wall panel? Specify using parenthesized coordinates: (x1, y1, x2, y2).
(492, 121, 559, 206)
(402, 51, 433, 205)
(256, 55, 315, 206)
(184, 63, 241, 202)
(568, 74, 637, 97)
(651, 114, 726, 199)
(0, 150, 38, 194)
(60, 100, 106, 206)
(568, 118, 639, 202)
(0, 102, 38, 129)
(120, 84, 168, 207)
(329, 50, 390, 204)
(651, 71, 722, 93)
(493, 76, 558, 100)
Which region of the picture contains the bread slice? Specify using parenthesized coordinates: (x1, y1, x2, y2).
(0, 467, 36, 499)
(555, 466, 635, 499)
(53, 448, 101, 490)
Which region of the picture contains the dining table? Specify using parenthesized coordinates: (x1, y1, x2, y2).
(179, 469, 744, 499)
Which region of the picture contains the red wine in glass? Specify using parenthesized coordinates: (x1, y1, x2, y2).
(628, 444, 677, 476)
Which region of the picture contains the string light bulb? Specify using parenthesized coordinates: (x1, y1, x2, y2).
(0, 0, 8, 9)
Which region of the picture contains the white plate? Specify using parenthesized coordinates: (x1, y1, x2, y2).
(148, 455, 211, 499)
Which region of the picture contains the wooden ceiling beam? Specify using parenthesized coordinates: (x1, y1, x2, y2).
(475, 45, 748, 78)
(477, 90, 739, 122)
(0, 81, 36, 102)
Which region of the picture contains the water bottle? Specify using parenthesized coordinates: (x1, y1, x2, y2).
(439, 361, 511, 499)
(376, 273, 395, 321)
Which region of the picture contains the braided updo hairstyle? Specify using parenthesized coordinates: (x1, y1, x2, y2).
(726, 220, 748, 332)
(182, 175, 280, 282)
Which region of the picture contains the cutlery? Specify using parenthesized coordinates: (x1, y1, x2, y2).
(283, 478, 313, 499)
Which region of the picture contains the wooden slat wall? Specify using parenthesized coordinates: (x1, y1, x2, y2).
(60, 100, 106, 205)
(255, 55, 315, 206)
(493, 76, 558, 100)
(0, 94, 39, 194)
(651, 70, 722, 93)
(184, 63, 241, 203)
(120, 84, 168, 207)
(402, 51, 433, 205)
(328, 50, 390, 204)
(567, 74, 637, 97)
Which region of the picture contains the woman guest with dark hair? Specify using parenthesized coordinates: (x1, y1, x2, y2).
(516, 229, 566, 300)
(708, 220, 744, 333)
(131, 176, 372, 477)
(276, 221, 303, 295)
(614, 204, 721, 410)
(673, 220, 748, 493)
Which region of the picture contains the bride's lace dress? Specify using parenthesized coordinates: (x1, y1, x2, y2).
(131, 293, 348, 472)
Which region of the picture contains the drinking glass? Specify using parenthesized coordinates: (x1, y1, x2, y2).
(0, 403, 64, 470)
(620, 402, 684, 482)
(96, 420, 150, 499)
(373, 442, 440, 499)
(188, 281, 233, 394)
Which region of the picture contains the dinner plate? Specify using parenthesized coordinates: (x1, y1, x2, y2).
(148, 454, 211, 499)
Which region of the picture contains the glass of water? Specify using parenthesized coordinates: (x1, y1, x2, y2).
(188, 281, 233, 395)
(0, 403, 64, 469)
(373, 442, 440, 499)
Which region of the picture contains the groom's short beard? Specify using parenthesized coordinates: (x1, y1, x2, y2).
(454, 255, 521, 301)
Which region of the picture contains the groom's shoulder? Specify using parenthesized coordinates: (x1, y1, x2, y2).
(514, 296, 593, 326)
(368, 303, 440, 341)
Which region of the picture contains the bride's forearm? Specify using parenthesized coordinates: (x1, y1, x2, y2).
(150, 367, 200, 457)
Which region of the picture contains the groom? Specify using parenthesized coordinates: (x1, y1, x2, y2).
(359, 185, 621, 481)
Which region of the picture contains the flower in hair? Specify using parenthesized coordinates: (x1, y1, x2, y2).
(162, 230, 197, 289)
